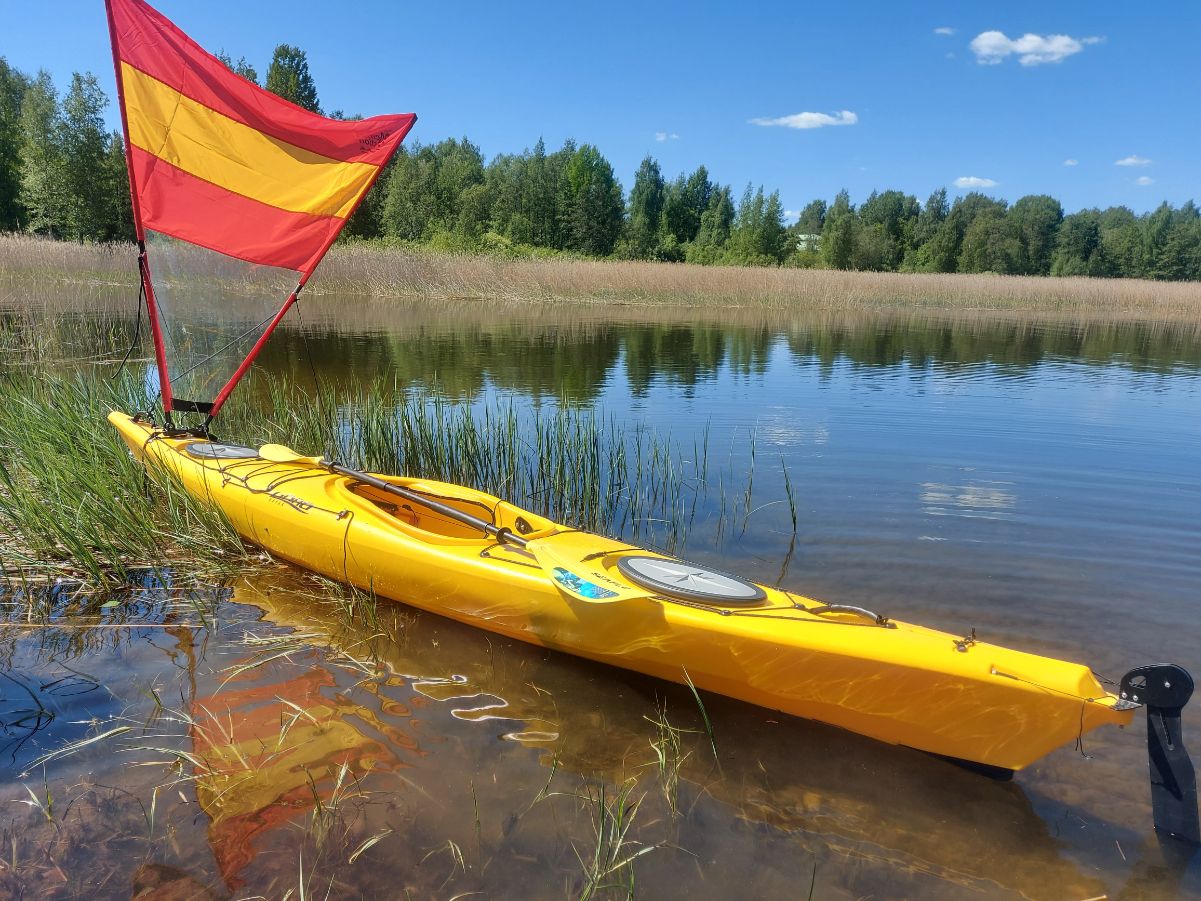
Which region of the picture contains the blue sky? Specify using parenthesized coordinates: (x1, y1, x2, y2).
(3, 1, 1197, 216)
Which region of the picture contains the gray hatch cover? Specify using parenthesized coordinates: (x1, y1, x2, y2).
(615, 555, 766, 605)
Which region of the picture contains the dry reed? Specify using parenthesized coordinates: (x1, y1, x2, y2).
(3, 233, 1201, 320)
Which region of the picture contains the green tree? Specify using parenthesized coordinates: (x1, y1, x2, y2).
(1150, 217, 1201, 281)
(622, 155, 664, 259)
(723, 185, 786, 265)
(559, 144, 623, 255)
(216, 51, 259, 85)
(1051, 210, 1108, 276)
(1007, 194, 1062, 275)
(102, 130, 134, 241)
(794, 199, 826, 236)
(687, 185, 735, 264)
(265, 44, 319, 112)
(821, 190, 857, 269)
(0, 57, 30, 231)
(660, 165, 711, 249)
(60, 73, 111, 240)
(858, 189, 919, 269)
(911, 193, 1005, 273)
(904, 188, 948, 269)
(957, 209, 1020, 273)
(18, 71, 68, 237)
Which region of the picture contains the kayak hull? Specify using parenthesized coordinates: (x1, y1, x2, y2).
(109, 411, 1133, 771)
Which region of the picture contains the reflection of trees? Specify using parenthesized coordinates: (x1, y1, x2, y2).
(257, 325, 621, 403)
(622, 325, 772, 396)
(784, 317, 1201, 375)
(11, 300, 1201, 404)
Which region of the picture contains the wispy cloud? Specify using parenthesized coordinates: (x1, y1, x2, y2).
(749, 110, 858, 129)
(1063, 159, 1078, 166)
(1115, 154, 1151, 167)
(1135, 175, 1155, 186)
(654, 132, 680, 142)
(970, 31, 1102, 66)
(954, 176, 998, 188)
(934, 26, 954, 36)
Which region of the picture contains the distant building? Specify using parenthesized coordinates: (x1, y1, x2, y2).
(795, 234, 821, 251)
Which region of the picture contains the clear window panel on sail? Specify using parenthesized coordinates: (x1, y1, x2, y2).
(143, 231, 300, 412)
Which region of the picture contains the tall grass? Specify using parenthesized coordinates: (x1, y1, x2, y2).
(0, 369, 711, 587)
(5, 233, 1201, 318)
(0, 374, 246, 585)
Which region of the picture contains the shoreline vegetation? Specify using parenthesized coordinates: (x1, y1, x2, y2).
(3, 53, 1201, 290)
(0, 364, 711, 589)
(3, 234, 1201, 321)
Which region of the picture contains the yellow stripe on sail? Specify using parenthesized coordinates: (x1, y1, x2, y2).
(121, 62, 375, 220)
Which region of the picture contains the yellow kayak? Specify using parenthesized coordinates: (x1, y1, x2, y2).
(109, 410, 1133, 772)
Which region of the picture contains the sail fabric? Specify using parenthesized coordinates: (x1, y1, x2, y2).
(107, 0, 416, 275)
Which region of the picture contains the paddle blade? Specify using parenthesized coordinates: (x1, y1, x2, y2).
(527, 539, 650, 604)
(258, 443, 317, 464)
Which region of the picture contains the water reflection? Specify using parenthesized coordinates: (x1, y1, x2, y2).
(6, 290, 1201, 404)
(178, 573, 1164, 898)
(2, 568, 1198, 897)
(921, 480, 1017, 520)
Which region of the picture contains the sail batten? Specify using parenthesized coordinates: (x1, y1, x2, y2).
(105, 0, 416, 421)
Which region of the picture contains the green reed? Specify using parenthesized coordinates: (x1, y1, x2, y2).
(0, 372, 246, 586)
(0, 367, 710, 588)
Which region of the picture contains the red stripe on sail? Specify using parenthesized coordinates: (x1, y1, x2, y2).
(131, 146, 339, 272)
(109, 0, 415, 167)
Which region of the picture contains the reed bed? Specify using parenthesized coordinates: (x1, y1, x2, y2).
(4, 233, 1201, 319)
(0, 368, 709, 588)
(0, 374, 247, 586)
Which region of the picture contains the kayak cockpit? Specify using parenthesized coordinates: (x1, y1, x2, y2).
(346, 478, 557, 543)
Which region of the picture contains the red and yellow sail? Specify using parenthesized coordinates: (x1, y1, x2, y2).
(104, 0, 415, 419)
(107, 0, 415, 275)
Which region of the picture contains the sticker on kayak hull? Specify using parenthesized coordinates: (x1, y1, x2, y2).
(552, 567, 620, 600)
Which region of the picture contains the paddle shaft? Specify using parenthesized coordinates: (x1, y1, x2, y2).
(322, 459, 529, 549)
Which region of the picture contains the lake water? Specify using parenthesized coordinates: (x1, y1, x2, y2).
(3, 289, 1201, 899)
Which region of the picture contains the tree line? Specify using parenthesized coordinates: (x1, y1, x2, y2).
(2, 49, 1199, 281)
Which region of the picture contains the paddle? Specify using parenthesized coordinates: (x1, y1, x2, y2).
(257, 443, 651, 604)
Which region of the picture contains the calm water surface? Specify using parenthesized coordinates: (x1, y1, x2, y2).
(3, 288, 1201, 899)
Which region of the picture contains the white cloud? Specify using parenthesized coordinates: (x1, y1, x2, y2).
(954, 176, 998, 188)
(1115, 154, 1151, 167)
(654, 132, 680, 142)
(970, 31, 1102, 66)
(1063, 158, 1078, 166)
(1135, 175, 1155, 186)
(934, 27, 954, 36)
(749, 110, 858, 129)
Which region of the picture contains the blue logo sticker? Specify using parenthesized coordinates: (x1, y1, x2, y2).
(552, 567, 620, 600)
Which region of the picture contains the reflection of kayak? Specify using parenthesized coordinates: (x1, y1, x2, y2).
(110, 411, 1135, 773)
(219, 574, 1113, 899)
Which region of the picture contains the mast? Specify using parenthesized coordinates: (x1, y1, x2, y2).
(103, 0, 175, 417)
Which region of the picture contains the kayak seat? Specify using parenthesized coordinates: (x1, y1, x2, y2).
(348, 482, 556, 542)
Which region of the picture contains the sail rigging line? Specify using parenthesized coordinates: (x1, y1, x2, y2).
(110, 255, 145, 382)
(288, 293, 332, 444)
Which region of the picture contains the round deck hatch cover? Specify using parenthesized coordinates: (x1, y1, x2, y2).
(185, 442, 260, 460)
(615, 556, 766, 605)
